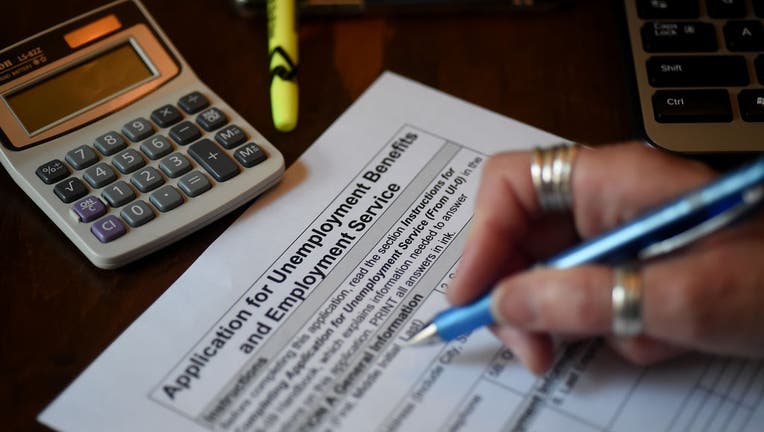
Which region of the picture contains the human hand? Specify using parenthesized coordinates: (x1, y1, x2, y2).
(447, 142, 764, 375)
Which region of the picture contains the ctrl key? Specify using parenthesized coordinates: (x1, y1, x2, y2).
(653, 90, 732, 123)
(91, 215, 126, 243)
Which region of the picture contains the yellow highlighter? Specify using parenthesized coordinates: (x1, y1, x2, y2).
(267, 0, 298, 132)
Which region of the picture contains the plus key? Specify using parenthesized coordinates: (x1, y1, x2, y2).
(187, 139, 240, 182)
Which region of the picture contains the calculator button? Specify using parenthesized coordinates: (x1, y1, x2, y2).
(235, 143, 267, 167)
(178, 91, 209, 114)
(112, 148, 146, 174)
(91, 215, 126, 243)
(150, 104, 183, 127)
(159, 153, 192, 178)
(150, 185, 184, 212)
(122, 117, 155, 142)
(215, 125, 247, 149)
(71, 196, 106, 223)
(188, 139, 240, 182)
(83, 163, 117, 188)
(140, 135, 174, 159)
(65, 145, 99, 170)
(120, 200, 155, 227)
(652, 89, 733, 123)
(54, 177, 88, 203)
(196, 107, 227, 131)
(169, 121, 201, 145)
(738, 90, 764, 121)
(101, 181, 136, 207)
(36, 159, 69, 184)
(179, 171, 212, 197)
(94, 131, 126, 156)
(131, 166, 165, 192)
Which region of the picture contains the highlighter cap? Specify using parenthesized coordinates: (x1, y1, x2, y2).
(270, 78, 298, 132)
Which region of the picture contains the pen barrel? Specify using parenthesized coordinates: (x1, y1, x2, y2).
(267, 0, 298, 132)
(434, 295, 494, 341)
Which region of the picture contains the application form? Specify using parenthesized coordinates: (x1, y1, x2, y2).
(40, 73, 764, 431)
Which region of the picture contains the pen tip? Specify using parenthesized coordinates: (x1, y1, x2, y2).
(404, 322, 441, 347)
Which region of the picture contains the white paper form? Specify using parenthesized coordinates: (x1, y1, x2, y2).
(39, 72, 764, 432)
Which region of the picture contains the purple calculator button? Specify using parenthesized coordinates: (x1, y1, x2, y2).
(72, 196, 106, 223)
(91, 215, 126, 243)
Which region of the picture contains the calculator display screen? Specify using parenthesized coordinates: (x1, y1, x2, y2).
(5, 42, 154, 134)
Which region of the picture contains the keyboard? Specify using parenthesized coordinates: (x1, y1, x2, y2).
(623, 0, 764, 153)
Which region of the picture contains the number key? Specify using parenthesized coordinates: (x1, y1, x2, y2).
(83, 163, 117, 188)
(65, 145, 98, 170)
(120, 200, 155, 227)
(122, 117, 154, 142)
(141, 135, 173, 160)
(159, 153, 192, 178)
(94, 131, 126, 156)
(131, 166, 165, 192)
(101, 181, 136, 207)
(112, 148, 146, 174)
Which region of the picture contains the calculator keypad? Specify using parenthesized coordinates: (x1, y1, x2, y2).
(36, 90, 270, 244)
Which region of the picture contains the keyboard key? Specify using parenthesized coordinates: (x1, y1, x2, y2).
(150, 185, 184, 212)
(112, 148, 146, 174)
(65, 145, 98, 170)
(54, 177, 88, 203)
(83, 163, 117, 188)
(641, 22, 717, 52)
(72, 196, 106, 223)
(94, 131, 126, 156)
(755, 55, 764, 83)
(707, 0, 746, 18)
(36, 159, 69, 184)
(178, 171, 212, 197)
(724, 21, 764, 51)
(637, 0, 698, 19)
(140, 135, 173, 160)
(122, 117, 154, 142)
(755, 0, 764, 17)
(196, 107, 227, 131)
(101, 181, 136, 207)
(120, 200, 154, 227)
(169, 121, 201, 145)
(150, 104, 182, 127)
(646, 56, 748, 87)
(738, 90, 764, 121)
(159, 153, 192, 178)
(188, 138, 240, 182)
(178, 91, 209, 114)
(131, 166, 165, 192)
(91, 215, 126, 243)
(235, 143, 267, 167)
(652, 89, 732, 123)
(215, 125, 247, 149)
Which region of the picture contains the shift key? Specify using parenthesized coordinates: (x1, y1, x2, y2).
(188, 139, 240, 181)
(653, 90, 732, 123)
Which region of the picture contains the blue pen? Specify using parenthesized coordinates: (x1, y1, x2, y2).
(406, 155, 764, 346)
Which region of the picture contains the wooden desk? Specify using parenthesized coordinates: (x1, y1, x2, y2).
(0, 1, 632, 429)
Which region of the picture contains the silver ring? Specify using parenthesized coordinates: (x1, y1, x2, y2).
(530, 144, 579, 211)
(611, 266, 644, 337)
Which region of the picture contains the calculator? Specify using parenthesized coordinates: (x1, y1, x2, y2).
(0, 0, 284, 269)
(623, 0, 764, 153)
